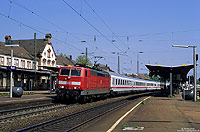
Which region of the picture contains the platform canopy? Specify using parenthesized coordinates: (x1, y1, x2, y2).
(145, 64, 194, 81)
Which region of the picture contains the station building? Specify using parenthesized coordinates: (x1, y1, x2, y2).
(0, 34, 75, 91)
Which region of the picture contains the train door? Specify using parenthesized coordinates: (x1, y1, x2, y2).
(85, 70, 90, 90)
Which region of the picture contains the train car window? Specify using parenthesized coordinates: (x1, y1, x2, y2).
(90, 70, 97, 76)
(116, 79, 117, 85)
(118, 79, 120, 85)
(85, 70, 88, 77)
(60, 69, 70, 76)
(71, 69, 81, 76)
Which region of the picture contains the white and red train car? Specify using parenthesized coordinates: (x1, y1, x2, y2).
(56, 66, 161, 102)
(109, 72, 161, 95)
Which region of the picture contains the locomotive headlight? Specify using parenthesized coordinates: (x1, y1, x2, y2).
(61, 86, 64, 88)
(74, 87, 77, 90)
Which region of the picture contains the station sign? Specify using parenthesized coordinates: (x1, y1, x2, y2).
(6, 66, 16, 70)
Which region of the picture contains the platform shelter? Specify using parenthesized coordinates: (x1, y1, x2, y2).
(145, 64, 194, 96)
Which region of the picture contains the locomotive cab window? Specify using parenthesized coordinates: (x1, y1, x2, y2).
(60, 69, 70, 76)
(71, 69, 81, 76)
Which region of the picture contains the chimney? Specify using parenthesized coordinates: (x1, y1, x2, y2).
(45, 33, 52, 44)
(69, 55, 72, 60)
(5, 35, 12, 44)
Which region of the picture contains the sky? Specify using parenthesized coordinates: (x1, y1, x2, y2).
(0, 0, 200, 77)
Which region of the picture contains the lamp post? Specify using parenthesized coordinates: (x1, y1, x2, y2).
(137, 52, 144, 74)
(172, 45, 197, 101)
(5, 44, 19, 98)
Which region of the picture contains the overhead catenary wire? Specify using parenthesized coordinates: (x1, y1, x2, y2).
(9, 0, 200, 42)
(83, 0, 134, 58)
(7, 0, 84, 42)
(0, 12, 83, 52)
(3, 0, 124, 67)
(62, 0, 124, 53)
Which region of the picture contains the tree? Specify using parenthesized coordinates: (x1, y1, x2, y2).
(143, 73, 160, 81)
(76, 55, 92, 66)
(59, 53, 67, 58)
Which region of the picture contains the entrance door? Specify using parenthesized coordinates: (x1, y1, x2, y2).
(85, 70, 90, 90)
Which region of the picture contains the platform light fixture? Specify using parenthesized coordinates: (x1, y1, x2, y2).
(5, 44, 19, 98)
(172, 45, 197, 101)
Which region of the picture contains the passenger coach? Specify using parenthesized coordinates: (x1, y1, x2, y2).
(109, 72, 161, 95)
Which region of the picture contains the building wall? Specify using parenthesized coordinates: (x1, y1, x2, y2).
(40, 44, 56, 67)
(0, 55, 36, 69)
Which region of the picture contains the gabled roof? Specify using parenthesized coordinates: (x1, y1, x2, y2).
(0, 42, 34, 60)
(56, 56, 75, 66)
(12, 39, 48, 56)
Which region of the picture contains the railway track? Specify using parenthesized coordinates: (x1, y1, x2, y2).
(0, 103, 68, 122)
(15, 92, 153, 132)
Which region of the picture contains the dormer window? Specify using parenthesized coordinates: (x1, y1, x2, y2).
(44, 52, 46, 56)
(47, 48, 51, 58)
(47, 60, 51, 66)
(52, 60, 55, 66)
(43, 58, 46, 65)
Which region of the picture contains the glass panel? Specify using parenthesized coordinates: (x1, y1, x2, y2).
(85, 70, 88, 77)
(71, 69, 81, 76)
(60, 69, 70, 76)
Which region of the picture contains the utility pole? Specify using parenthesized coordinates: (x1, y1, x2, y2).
(86, 47, 88, 65)
(193, 47, 197, 101)
(137, 52, 144, 74)
(118, 55, 120, 74)
(137, 54, 139, 74)
(34, 33, 37, 70)
(5, 36, 19, 98)
(172, 45, 197, 101)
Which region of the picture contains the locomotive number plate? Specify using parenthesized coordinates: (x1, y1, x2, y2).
(59, 81, 67, 84)
(71, 82, 81, 85)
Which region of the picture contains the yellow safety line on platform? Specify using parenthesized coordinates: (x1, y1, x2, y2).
(106, 96, 151, 132)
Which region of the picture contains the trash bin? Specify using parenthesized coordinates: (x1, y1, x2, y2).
(13, 87, 23, 97)
(182, 89, 193, 100)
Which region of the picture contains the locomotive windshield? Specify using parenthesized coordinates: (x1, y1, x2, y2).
(71, 69, 81, 76)
(59, 68, 81, 76)
(60, 69, 70, 76)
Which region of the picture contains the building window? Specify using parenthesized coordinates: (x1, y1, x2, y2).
(21, 60, 25, 68)
(52, 60, 55, 66)
(14, 59, 19, 67)
(47, 60, 51, 66)
(52, 54, 54, 58)
(7, 57, 11, 66)
(27, 61, 31, 69)
(44, 52, 46, 57)
(43, 58, 46, 65)
(0, 57, 4, 65)
(47, 48, 51, 58)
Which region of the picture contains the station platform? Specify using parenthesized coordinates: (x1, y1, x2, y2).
(83, 93, 200, 132)
(0, 91, 56, 110)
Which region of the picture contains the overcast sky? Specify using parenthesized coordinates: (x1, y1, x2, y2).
(0, 0, 200, 77)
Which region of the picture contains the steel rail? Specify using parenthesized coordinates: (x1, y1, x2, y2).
(0, 103, 67, 121)
(15, 92, 152, 132)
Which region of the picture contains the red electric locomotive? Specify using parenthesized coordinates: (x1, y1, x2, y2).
(57, 66, 110, 102)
